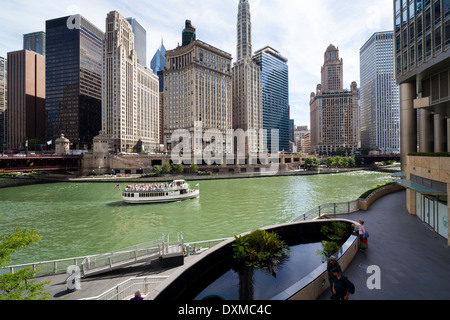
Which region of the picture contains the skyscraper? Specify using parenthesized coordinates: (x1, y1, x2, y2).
(163, 21, 233, 156)
(360, 31, 400, 154)
(253, 46, 290, 152)
(23, 31, 46, 56)
(0, 56, 6, 148)
(103, 11, 160, 153)
(151, 39, 166, 75)
(7, 50, 46, 150)
(237, 0, 252, 61)
(151, 40, 167, 146)
(392, 0, 449, 245)
(182, 20, 196, 46)
(126, 18, 147, 66)
(394, 0, 450, 164)
(45, 15, 103, 149)
(232, 0, 262, 154)
(310, 45, 359, 155)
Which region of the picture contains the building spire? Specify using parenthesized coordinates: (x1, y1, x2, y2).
(237, 0, 252, 61)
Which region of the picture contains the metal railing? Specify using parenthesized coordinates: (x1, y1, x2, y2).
(184, 238, 230, 256)
(1, 234, 185, 278)
(81, 275, 170, 300)
(291, 200, 360, 222)
(81, 233, 184, 277)
(80, 240, 162, 277)
(0, 256, 87, 277)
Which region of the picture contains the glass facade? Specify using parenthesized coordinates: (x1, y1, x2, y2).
(0, 56, 6, 148)
(360, 32, 400, 154)
(394, 0, 450, 78)
(45, 15, 103, 149)
(151, 41, 166, 75)
(253, 47, 289, 152)
(23, 31, 46, 56)
(126, 18, 147, 66)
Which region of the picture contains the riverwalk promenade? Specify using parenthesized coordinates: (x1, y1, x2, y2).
(319, 190, 450, 300)
(35, 190, 450, 300)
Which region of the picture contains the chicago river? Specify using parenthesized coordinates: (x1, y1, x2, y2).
(0, 171, 392, 265)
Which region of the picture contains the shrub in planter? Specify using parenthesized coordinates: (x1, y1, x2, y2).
(317, 221, 351, 261)
(232, 229, 289, 271)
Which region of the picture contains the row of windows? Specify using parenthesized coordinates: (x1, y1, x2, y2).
(395, 0, 450, 75)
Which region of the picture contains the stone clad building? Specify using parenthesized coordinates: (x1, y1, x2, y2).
(102, 11, 160, 153)
(310, 45, 359, 155)
(232, 0, 262, 154)
(163, 20, 233, 155)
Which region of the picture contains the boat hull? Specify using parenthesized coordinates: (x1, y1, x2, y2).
(122, 189, 200, 204)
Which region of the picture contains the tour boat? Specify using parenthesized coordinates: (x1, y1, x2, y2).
(122, 180, 199, 204)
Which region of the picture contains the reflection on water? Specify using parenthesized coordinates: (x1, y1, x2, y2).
(0, 171, 392, 264)
(194, 242, 324, 300)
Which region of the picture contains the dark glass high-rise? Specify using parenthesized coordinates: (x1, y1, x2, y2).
(45, 15, 104, 150)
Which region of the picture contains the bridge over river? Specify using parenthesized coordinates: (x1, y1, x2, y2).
(0, 154, 82, 172)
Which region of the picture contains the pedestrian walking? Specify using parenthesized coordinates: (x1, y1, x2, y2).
(354, 220, 368, 251)
(331, 271, 353, 300)
(327, 255, 342, 299)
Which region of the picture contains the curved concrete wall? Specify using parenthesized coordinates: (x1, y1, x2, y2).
(153, 218, 359, 300)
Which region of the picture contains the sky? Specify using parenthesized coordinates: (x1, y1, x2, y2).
(0, 0, 395, 128)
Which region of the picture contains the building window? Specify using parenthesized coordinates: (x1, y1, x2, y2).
(417, 15, 423, 37)
(418, 40, 423, 63)
(435, 26, 442, 52)
(446, 19, 450, 47)
(417, 0, 423, 13)
(425, 33, 432, 59)
(425, 8, 431, 31)
(433, 0, 442, 25)
(410, 45, 415, 67)
(409, 1, 415, 20)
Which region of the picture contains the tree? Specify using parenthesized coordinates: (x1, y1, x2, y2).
(341, 157, 349, 168)
(190, 163, 199, 174)
(0, 225, 50, 300)
(162, 163, 172, 174)
(304, 157, 319, 170)
(174, 163, 184, 174)
(152, 165, 162, 175)
(325, 157, 335, 167)
(348, 157, 356, 168)
(334, 156, 343, 167)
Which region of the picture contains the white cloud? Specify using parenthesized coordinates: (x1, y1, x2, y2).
(0, 0, 395, 128)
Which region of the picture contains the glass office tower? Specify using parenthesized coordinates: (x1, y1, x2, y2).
(23, 31, 46, 56)
(360, 31, 400, 154)
(126, 18, 147, 66)
(0, 56, 6, 148)
(151, 40, 166, 76)
(45, 15, 104, 149)
(253, 46, 290, 152)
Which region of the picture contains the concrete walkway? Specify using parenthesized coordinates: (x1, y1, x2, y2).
(318, 190, 450, 300)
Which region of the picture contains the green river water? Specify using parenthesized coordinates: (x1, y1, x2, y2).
(0, 171, 392, 265)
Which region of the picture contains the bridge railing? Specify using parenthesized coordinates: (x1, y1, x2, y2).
(80, 239, 162, 276)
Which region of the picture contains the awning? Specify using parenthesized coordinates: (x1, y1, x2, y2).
(393, 179, 447, 195)
(391, 171, 406, 178)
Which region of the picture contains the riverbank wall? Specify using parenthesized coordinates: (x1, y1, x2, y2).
(0, 166, 399, 188)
